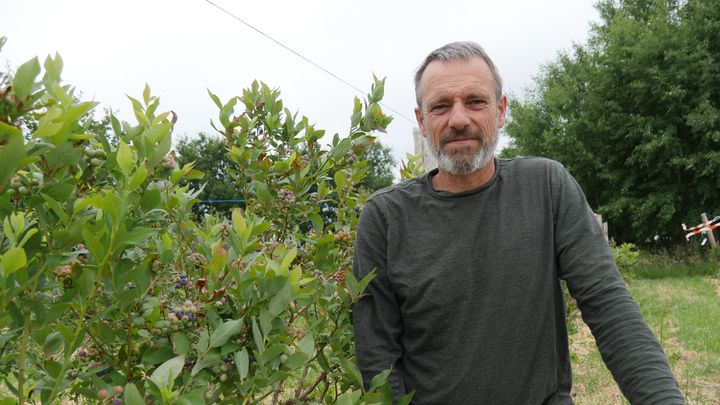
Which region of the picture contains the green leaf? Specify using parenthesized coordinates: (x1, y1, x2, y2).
(208, 89, 223, 109)
(147, 121, 173, 166)
(42, 331, 65, 356)
(172, 332, 191, 355)
(174, 388, 206, 405)
(116, 141, 134, 178)
(235, 348, 249, 381)
(40, 193, 69, 225)
(191, 351, 220, 376)
(337, 390, 361, 405)
(332, 138, 353, 160)
(219, 97, 238, 128)
(297, 332, 315, 357)
(123, 383, 145, 405)
(269, 283, 292, 316)
(253, 181, 272, 202)
(280, 247, 297, 273)
(283, 351, 309, 370)
(143, 83, 151, 105)
(398, 391, 416, 405)
(13, 57, 40, 101)
(345, 269, 360, 300)
(195, 328, 209, 352)
(232, 208, 246, 233)
(43, 53, 63, 83)
(128, 162, 148, 190)
(357, 269, 376, 295)
(2, 247, 27, 276)
(259, 308, 272, 337)
(0, 123, 25, 188)
(341, 357, 364, 388)
(209, 318, 244, 348)
(334, 170, 347, 190)
(309, 213, 324, 233)
(141, 189, 161, 211)
(150, 354, 185, 391)
(141, 345, 174, 366)
(368, 369, 391, 392)
(251, 318, 263, 353)
(45, 142, 81, 167)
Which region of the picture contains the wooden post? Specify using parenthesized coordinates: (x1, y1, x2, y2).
(701, 212, 717, 249)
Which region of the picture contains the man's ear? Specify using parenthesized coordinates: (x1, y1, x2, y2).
(415, 107, 426, 137)
(497, 95, 508, 128)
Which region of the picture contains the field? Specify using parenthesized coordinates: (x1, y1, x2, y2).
(570, 253, 720, 404)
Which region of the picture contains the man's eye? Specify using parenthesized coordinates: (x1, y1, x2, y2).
(430, 104, 449, 112)
(469, 99, 486, 106)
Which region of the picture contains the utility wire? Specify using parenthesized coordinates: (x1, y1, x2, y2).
(204, 0, 417, 125)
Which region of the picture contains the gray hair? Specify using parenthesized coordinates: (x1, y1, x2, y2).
(414, 41, 503, 107)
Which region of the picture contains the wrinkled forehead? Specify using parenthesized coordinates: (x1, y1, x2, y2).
(418, 58, 497, 102)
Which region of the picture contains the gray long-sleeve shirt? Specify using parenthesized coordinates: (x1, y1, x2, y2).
(352, 157, 683, 404)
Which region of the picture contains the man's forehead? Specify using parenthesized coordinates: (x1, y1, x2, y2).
(420, 58, 495, 95)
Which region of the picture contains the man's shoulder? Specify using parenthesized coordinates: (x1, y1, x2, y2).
(499, 156, 566, 171)
(366, 175, 427, 206)
(498, 156, 570, 181)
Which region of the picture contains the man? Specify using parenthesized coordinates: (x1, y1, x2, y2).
(352, 41, 684, 404)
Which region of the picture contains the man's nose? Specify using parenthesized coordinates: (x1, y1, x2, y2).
(448, 102, 470, 131)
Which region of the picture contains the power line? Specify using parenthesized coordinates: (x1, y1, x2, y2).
(204, 0, 417, 125)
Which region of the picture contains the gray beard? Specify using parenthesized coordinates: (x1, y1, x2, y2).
(427, 129, 498, 176)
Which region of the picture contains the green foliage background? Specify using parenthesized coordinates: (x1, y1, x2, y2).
(502, 0, 720, 245)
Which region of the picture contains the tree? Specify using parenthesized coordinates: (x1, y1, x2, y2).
(358, 140, 396, 191)
(175, 132, 244, 217)
(502, 0, 720, 245)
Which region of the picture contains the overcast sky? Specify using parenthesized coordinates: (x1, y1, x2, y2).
(1, 0, 600, 167)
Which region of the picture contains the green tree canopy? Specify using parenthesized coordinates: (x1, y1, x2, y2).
(359, 140, 396, 191)
(502, 0, 720, 245)
(176, 132, 244, 217)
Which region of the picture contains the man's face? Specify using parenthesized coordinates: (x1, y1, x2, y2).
(415, 57, 507, 176)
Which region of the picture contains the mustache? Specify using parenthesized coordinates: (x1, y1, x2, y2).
(440, 128, 484, 145)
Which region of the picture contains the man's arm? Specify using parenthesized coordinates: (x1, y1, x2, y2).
(552, 164, 684, 404)
(352, 199, 406, 397)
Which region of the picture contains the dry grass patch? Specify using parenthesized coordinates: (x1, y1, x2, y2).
(569, 275, 720, 404)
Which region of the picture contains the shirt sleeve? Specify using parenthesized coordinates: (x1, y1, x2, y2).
(352, 199, 407, 398)
(551, 163, 685, 404)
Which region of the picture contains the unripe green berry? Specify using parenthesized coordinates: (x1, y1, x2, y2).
(90, 158, 102, 167)
(219, 373, 228, 382)
(18, 186, 29, 195)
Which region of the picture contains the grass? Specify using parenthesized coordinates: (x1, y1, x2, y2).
(569, 253, 720, 404)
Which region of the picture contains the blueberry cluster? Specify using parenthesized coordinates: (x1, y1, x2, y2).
(176, 273, 188, 288)
(279, 188, 297, 204)
(168, 300, 198, 324)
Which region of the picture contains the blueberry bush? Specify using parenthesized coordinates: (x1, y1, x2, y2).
(0, 40, 411, 404)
